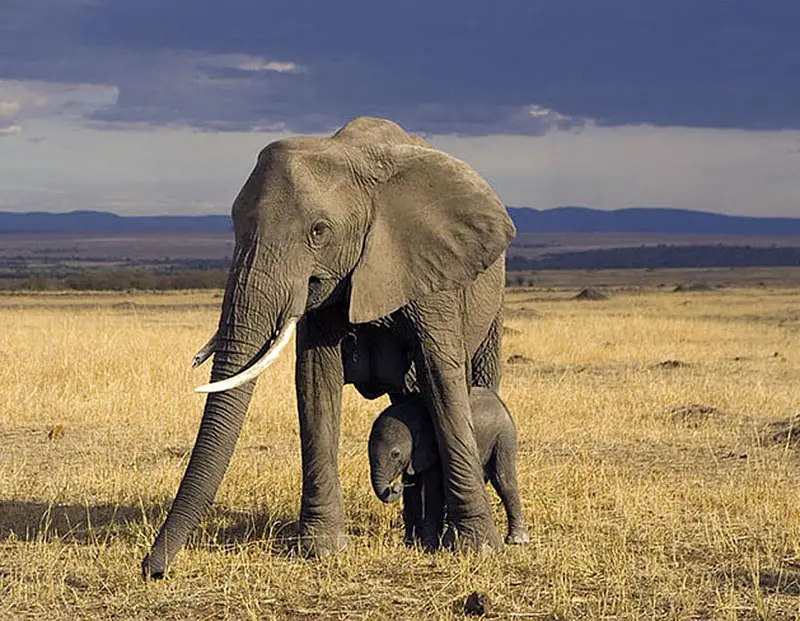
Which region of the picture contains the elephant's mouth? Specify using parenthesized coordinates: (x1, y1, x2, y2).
(194, 317, 299, 393)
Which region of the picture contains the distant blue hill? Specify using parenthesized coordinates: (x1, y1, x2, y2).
(508, 207, 800, 236)
(0, 210, 231, 234)
(0, 207, 798, 235)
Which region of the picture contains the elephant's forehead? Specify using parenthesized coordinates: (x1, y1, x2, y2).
(258, 143, 356, 202)
(374, 414, 413, 442)
(286, 154, 351, 200)
(261, 137, 347, 174)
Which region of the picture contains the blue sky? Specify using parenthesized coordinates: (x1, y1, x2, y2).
(0, 0, 798, 217)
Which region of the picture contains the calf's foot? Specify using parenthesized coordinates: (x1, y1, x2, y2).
(505, 529, 530, 545)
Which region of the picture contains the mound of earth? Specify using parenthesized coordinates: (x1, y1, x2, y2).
(458, 592, 492, 616)
(574, 288, 608, 301)
(674, 283, 714, 292)
(506, 354, 535, 365)
(668, 403, 727, 427)
(47, 425, 66, 440)
(760, 414, 800, 448)
(654, 359, 691, 369)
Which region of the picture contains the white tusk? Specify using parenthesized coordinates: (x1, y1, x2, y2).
(194, 317, 298, 394)
(192, 332, 218, 368)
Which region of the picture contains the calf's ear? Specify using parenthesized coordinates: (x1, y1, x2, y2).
(408, 443, 438, 477)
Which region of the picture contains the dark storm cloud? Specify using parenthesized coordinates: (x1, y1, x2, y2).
(1, 0, 798, 134)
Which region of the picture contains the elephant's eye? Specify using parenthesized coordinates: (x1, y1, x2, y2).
(390, 447, 401, 459)
(309, 221, 331, 247)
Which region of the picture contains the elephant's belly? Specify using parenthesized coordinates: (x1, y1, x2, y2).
(341, 324, 413, 399)
(346, 354, 411, 399)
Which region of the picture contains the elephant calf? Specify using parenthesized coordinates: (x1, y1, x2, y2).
(368, 388, 529, 549)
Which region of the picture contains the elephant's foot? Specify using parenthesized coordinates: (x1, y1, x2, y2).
(404, 531, 443, 552)
(505, 527, 530, 545)
(297, 519, 347, 558)
(443, 515, 503, 553)
(404, 535, 438, 551)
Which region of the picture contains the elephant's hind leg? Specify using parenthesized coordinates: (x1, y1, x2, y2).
(489, 440, 530, 545)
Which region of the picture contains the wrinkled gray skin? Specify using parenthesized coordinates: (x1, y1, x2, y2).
(369, 388, 529, 549)
(141, 117, 516, 579)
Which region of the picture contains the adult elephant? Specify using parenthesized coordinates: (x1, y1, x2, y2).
(141, 117, 516, 579)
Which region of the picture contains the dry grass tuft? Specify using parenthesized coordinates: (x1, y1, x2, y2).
(2, 284, 800, 619)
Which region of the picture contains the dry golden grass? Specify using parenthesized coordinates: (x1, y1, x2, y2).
(2, 283, 800, 619)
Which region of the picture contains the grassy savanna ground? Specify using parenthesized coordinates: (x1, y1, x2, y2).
(1, 275, 799, 619)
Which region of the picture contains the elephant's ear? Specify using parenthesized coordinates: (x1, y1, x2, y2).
(407, 442, 438, 477)
(349, 145, 515, 324)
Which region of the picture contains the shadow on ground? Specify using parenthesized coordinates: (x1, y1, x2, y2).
(734, 567, 800, 597)
(0, 500, 299, 553)
(0, 500, 160, 544)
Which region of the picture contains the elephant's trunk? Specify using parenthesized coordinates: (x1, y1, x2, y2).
(370, 465, 403, 504)
(379, 480, 404, 504)
(143, 242, 295, 579)
(194, 318, 297, 393)
(142, 369, 255, 578)
(368, 413, 414, 505)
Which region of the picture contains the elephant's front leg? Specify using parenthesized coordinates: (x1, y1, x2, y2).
(295, 309, 347, 557)
(409, 293, 503, 552)
(401, 477, 422, 547)
(401, 472, 443, 550)
(417, 466, 445, 550)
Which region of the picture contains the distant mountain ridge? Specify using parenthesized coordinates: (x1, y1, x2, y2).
(510, 207, 800, 235)
(1, 207, 799, 235)
(0, 210, 231, 234)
